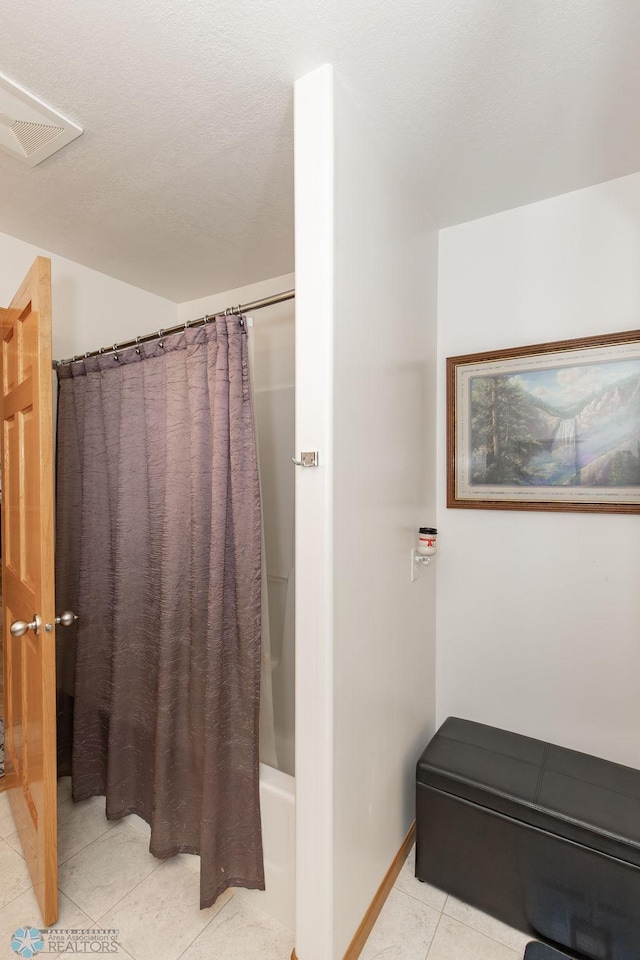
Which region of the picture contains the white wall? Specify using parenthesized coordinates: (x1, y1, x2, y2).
(0, 230, 176, 360)
(332, 73, 438, 960)
(437, 171, 640, 770)
(294, 66, 336, 960)
(294, 65, 438, 960)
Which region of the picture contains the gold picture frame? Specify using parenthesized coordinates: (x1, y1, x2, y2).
(447, 329, 640, 513)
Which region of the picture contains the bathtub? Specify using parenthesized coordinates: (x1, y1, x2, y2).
(251, 371, 296, 931)
(234, 762, 296, 930)
(244, 567, 295, 931)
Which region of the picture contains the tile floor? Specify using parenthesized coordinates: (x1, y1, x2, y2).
(364, 846, 533, 960)
(0, 786, 533, 960)
(0, 778, 294, 960)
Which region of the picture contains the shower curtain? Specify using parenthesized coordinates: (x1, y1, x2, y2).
(55, 317, 264, 907)
(247, 322, 278, 770)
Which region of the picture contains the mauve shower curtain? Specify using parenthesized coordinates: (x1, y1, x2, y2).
(55, 318, 264, 907)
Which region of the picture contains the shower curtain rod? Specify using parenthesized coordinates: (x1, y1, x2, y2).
(53, 288, 296, 368)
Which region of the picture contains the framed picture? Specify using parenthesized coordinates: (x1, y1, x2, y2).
(447, 329, 640, 513)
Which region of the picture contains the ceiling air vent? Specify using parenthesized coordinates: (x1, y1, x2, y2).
(0, 71, 83, 167)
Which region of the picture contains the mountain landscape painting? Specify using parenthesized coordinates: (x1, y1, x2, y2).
(469, 358, 640, 488)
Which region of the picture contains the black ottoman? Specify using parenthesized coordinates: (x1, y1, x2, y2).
(525, 944, 579, 960)
(416, 718, 640, 960)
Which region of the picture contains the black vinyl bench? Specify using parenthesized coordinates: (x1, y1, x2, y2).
(416, 718, 640, 960)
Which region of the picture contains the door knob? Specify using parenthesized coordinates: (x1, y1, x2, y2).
(10, 611, 78, 636)
(43, 611, 78, 633)
(55, 611, 78, 627)
(10, 614, 41, 637)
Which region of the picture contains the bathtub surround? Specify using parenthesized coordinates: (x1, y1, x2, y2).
(55, 318, 264, 908)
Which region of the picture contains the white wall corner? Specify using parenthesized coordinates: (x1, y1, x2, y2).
(293, 62, 336, 960)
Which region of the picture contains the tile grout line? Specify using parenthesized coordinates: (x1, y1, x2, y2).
(57, 823, 137, 878)
(58, 825, 116, 866)
(57, 816, 164, 926)
(392, 881, 446, 913)
(3, 830, 26, 860)
(424, 909, 445, 960)
(173, 891, 237, 960)
(439, 906, 527, 957)
(0, 837, 33, 912)
(57, 799, 118, 866)
(50, 894, 136, 960)
(55, 885, 94, 925)
(91, 857, 165, 926)
(389, 884, 445, 918)
(4, 804, 230, 960)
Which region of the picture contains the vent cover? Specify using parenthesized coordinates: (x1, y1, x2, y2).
(0, 71, 83, 166)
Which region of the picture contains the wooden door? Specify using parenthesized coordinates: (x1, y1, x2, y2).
(1, 257, 57, 926)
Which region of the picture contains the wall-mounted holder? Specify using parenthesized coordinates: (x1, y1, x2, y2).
(410, 549, 433, 581)
(411, 527, 437, 581)
(415, 552, 433, 567)
(292, 451, 319, 467)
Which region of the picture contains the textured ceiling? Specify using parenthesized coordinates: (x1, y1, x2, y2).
(2, 0, 640, 300)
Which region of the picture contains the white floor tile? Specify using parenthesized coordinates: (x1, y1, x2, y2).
(58, 778, 73, 804)
(361, 888, 440, 960)
(444, 896, 530, 954)
(56, 795, 116, 864)
(0, 781, 74, 843)
(55, 926, 135, 959)
(0, 839, 32, 910)
(58, 820, 160, 921)
(0, 792, 16, 840)
(5, 796, 115, 864)
(427, 914, 520, 960)
(180, 896, 295, 960)
(120, 812, 152, 839)
(98, 853, 233, 960)
(0, 887, 92, 948)
(3, 830, 23, 859)
(395, 846, 448, 913)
